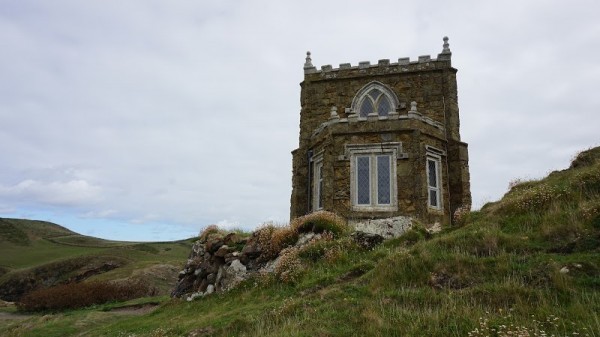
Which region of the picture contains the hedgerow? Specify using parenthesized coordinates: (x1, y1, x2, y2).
(17, 280, 155, 312)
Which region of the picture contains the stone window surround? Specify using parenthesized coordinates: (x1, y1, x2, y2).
(350, 81, 400, 118)
(425, 146, 445, 210)
(346, 143, 406, 212)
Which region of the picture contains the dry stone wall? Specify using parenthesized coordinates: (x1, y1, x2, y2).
(172, 216, 414, 300)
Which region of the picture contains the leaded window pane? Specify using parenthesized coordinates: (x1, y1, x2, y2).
(368, 89, 381, 100)
(359, 99, 374, 117)
(377, 96, 391, 116)
(377, 155, 391, 204)
(357, 156, 370, 204)
(428, 160, 437, 188)
(429, 190, 438, 207)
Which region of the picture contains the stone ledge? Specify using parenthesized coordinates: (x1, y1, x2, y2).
(349, 216, 413, 240)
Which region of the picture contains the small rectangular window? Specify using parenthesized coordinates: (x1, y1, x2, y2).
(427, 157, 441, 209)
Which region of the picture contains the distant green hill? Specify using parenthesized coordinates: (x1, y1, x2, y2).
(0, 218, 194, 301)
(0, 218, 75, 246)
(1, 146, 599, 337)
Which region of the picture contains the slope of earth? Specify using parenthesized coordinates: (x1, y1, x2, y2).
(0, 218, 193, 301)
(2, 146, 600, 337)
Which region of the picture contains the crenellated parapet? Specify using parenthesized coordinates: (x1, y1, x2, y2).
(304, 36, 452, 77)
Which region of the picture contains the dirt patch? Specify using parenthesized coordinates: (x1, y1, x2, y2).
(0, 312, 31, 321)
(109, 303, 160, 316)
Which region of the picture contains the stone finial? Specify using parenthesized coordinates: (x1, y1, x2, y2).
(304, 51, 316, 74)
(410, 101, 418, 112)
(329, 106, 340, 120)
(408, 101, 422, 118)
(304, 51, 313, 68)
(442, 36, 451, 54)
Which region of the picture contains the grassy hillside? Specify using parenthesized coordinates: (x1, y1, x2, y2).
(0, 218, 194, 300)
(2, 147, 600, 336)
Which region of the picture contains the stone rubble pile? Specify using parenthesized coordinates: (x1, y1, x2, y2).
(171, 217, 414, 301)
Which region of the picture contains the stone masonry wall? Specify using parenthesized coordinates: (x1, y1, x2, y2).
(291, 38, 471, 226)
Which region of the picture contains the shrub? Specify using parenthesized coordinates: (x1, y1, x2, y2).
(16, 280, 154, 312)
(290, 211, 348, 237)
(452, 204, 472, 227)
(274, 247, 303, 283)
(297, 231, 337, 261)
(572, 166, 600, 196)
(508, 178, 525, 191)
(570, 146, 600, 169)
(497, 183, 569, 215)
(254, 223, 277, 259)
(579, 200, 600, 222)
(199, 224, 221, 242)
(398, 228, 426, 246)
(270, 227, 299, 255)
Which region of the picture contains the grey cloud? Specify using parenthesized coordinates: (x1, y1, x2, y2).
(1, 0, 599, 237)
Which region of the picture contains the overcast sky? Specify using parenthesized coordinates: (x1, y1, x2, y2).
(1, 0, 599, 241)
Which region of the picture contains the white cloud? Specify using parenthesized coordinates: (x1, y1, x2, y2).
(0, 179, 103, 206)
(0, 0, 599, 239)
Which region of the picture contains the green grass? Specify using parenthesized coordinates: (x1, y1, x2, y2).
(0, 238, 108, 270)
(0, 218, 193, 299)
(1, 147, 600, 336)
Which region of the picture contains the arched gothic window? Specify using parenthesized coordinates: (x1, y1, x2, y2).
(351, 82, 399, 118)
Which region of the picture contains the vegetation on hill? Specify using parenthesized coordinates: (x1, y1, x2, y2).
(17, 280, 154, 312)
(0, 219, 193, 301)
(1, 146, 599, 336)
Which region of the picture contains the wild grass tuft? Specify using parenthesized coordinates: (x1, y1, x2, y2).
(290, 211, 348, 237)
(452, 203, 472, 227)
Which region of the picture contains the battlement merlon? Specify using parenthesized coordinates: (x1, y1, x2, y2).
(303, 36, 453, 76)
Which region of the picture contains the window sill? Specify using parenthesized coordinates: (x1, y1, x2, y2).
(352, 205, 398, 212)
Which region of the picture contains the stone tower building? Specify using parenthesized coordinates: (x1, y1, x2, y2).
(290, 37, 471, 225)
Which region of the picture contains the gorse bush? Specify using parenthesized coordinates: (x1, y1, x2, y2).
(17, 280, 154, 312)
(290, 211, 348, 237)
